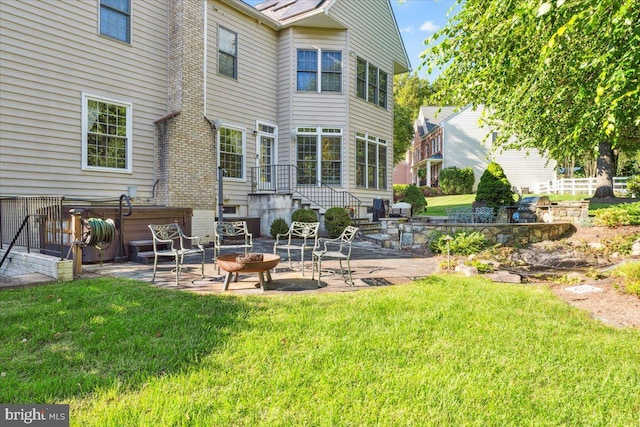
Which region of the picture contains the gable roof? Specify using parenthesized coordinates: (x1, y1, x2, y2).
(253, 0, 346, 28)
(416, 106, 457, 136)
(251, 0, 411, 73)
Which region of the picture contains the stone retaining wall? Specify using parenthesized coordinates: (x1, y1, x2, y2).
(378, 218, 575, 250)
(549, 200, 590, 224)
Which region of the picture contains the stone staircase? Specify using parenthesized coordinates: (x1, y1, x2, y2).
(351, 218, 381, 235)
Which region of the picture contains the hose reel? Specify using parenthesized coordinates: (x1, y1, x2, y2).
(81, 217, 116, 250)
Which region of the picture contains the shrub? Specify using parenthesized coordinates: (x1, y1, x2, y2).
(475, 162, 514, 210)
(324, 207, 352, 238)
(430, 231, 487, 255)
(611, 261, 640, 298)
(627, 176, 640, 198)
(420, 186, 444, 197)
(465, 259, 494, 274)
(393, 184, 409, 202)
(270, 218, 289, 238)
(439, 166, 475, 195)
(402, 184, 427, 215)
(291, 208, 318, 223)
(594, 202, 640, 227)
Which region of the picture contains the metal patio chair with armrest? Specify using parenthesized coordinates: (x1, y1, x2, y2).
(148, 223, 205, 285)
(213, 221, 254, 273)
(273, 221, 319, 276)
(311, 225, 359, 286)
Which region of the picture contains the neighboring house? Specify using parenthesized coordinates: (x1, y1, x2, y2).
(0, 0, 410, 239)
(404, 105, 556, 191)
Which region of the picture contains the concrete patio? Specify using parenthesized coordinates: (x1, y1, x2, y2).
(78, 237, 440, 295)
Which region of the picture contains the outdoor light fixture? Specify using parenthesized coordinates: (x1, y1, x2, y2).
(213, 119, 222, 129)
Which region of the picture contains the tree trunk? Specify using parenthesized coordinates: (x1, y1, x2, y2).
(592, 140, 615, 198)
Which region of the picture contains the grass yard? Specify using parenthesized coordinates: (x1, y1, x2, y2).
(1, 278, 639, 426)
(423, 194, 624, 216)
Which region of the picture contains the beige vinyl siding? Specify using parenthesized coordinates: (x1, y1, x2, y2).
(205, 1, 279, 213)
(287, 28, 349, 188)
(494, 149, 557, 190)
(276, 28, 294, 165)
(0, 0, 168, 199)
(336, 0, 401, 203)
(443, 107, 556, 190)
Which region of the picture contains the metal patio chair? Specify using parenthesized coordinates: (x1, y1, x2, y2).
(311, 225, 359, 286)
(148, 223, 205, 285)
(273, 221, 319, 276)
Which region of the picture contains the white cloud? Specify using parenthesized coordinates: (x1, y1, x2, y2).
(400, 25, 414, 33)
(419, 21, 440, 33)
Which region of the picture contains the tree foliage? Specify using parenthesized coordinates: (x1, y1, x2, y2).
(423, 0, 640, 197)
(393, 73, 435, 165)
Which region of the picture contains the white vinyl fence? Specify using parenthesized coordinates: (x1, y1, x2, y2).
(533, 177, 629, 195)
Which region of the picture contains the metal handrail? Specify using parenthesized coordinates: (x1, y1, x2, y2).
(250, 164, 362, 213)
(0, 196, 64, 265)
(0, 214, 43, 268)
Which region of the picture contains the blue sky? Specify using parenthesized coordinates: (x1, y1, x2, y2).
(391, 0, 458, 80)
(243, 0, 458, 80)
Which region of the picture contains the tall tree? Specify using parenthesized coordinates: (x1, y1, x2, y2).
(422, 0, 640, 198)
(393, 72, 434, 164)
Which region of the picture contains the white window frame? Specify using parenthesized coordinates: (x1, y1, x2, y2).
(295, 127, 343, 185)
(296, 49, 342, 93)
(355, 131, 388, 189)
(356, 57, 388, 109)
(99, 0, 132, 44)
(81, 93, 133, 173)
(218, 26, 238, 79)
(217, 124, 246, 181)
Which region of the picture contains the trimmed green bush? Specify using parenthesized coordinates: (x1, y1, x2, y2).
(612, 261, 640, 297)
(627, 175, 640, 198)
(324, 207, 351, 238)
(291, 208, 318, 223)
(393, 184, 410, 202)
(475, 162, 514, 210)
(270, 218, 289, 238)
(439, 166, 475, 195)
(402, 184, 427, 215)
(594, 202, 640, 227)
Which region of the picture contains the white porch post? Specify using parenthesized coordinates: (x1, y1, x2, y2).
(426, 161, 432, 187)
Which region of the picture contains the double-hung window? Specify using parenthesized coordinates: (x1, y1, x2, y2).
(219, 27, 237, 79)
(297, 49, 342, 92)
(355, 132, 387, 189)
(218, 126, 245, 179)
(356, 57, 388, 108)
(99, 0, 131, 43)
(82, 94, 132, 172)
(296, 127, 342, 185)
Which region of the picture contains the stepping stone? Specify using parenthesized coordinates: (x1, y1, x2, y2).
(565, 285, 603, 294)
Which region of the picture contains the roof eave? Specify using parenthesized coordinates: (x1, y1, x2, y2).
(221, 0, 281, 30)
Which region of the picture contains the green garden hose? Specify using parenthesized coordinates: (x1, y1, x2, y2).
(82, 217, 116, 250)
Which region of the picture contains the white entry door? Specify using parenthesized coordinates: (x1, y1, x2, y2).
(256, 133, 275, 191)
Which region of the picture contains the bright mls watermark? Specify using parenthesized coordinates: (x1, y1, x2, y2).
(1, 405, 69, 426)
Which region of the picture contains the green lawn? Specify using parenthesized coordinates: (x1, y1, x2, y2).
(423, 194, 624, 216)
(2, 278, 639, 426)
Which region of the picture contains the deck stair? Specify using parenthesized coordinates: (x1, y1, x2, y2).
(128, 239, 170, 264)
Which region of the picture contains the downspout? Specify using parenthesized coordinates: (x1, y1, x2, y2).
(288, 27, 294, 165)
(203, 0, 208, 117)
(345, 28, 350, 192)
